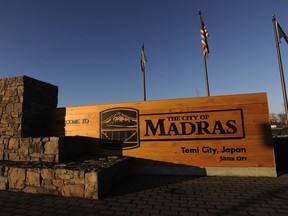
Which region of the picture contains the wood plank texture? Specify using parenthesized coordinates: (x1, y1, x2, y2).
(45, 93, 275, 167)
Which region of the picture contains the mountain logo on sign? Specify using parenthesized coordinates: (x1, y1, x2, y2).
(101, 111, 137, 128)
(100, 108, 139, 150)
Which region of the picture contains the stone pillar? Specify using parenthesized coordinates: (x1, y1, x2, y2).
(0, 76, 58, 137)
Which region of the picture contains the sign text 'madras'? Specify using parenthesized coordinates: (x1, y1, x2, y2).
(140, 109, 245, 141)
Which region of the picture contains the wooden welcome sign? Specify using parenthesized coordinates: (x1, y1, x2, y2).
(46, 93, 276, 176)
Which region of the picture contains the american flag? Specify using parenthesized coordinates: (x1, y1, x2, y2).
(199, 11, 209, 58)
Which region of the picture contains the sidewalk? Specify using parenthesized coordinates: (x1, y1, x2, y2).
(0, 174, 287, 216)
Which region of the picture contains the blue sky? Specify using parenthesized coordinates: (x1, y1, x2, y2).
(0, 0, 287, 114)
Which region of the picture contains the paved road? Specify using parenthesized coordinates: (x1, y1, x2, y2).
(0, 174, 287, 216)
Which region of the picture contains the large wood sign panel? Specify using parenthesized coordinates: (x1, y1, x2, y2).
(46, 93, 275, 169)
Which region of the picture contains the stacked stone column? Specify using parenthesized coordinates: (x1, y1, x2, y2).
(0, 76, 58, 138)
(0, 75, 129, 199)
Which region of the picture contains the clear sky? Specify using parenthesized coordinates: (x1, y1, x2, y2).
(0, 0, 288, 114)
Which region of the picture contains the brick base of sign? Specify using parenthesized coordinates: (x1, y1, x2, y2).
(0, 157, 130, 200)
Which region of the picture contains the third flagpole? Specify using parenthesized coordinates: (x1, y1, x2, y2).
(272, 15, 288, 123)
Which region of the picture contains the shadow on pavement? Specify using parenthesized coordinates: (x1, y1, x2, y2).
(107, 174, 201, 198)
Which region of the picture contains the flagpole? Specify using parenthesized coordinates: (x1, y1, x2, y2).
(203, 56, 210, 96)
(143, 67, 147, 101)
(272, 15, 288, 123)
(198, 9, 210, 97)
